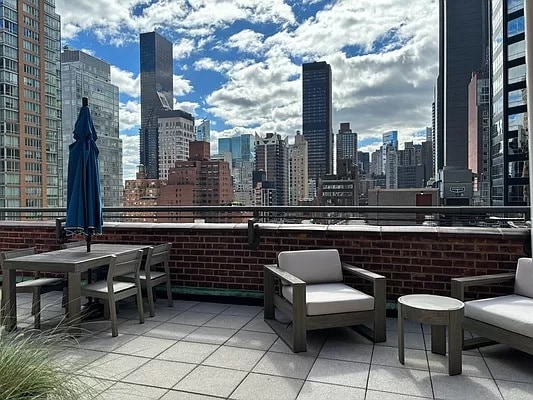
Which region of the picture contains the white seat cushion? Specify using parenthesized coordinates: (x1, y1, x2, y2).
(83, 281, 136, 294)
(465, 294, 533, 339)
(278, 249, 343, 284)
(515, 257, 533, 298)
(282, 283, 374, 316)
(121, 271, 166, 281)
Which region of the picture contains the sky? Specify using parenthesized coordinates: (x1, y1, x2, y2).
(55, 0, 439, 181)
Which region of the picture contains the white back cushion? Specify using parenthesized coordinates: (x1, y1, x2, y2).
(515, 257, 533, 298)
(278, 249, 343, 284)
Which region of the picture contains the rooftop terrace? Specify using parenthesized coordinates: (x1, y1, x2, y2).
(4, 291, 532, 400)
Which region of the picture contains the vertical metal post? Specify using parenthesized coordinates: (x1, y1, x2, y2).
(525, 1, 533, 253)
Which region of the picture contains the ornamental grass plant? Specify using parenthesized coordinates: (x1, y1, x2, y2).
(0, 293, 98, 400)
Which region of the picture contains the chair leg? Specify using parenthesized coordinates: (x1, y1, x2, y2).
(165, 279, 173, 308)
(146, 282, 155, 318)
(136, 287, 145, 324)
(109, 299, 119, 337)
(32, 288, 41, 330)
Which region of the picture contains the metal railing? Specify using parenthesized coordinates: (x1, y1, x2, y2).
(0, 206, 529, 228)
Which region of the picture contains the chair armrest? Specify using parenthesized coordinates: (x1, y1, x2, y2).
(264, 264, 305, 286)
(451, 273, 515, 301)
(342, 262, 385, 282)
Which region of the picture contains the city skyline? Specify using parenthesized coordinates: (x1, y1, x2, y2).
(56, 0, 438, 181)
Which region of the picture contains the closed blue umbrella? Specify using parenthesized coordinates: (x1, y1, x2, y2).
(65, 97, 103, 252)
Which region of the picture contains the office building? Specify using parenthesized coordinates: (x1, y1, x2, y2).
(302, 61, 333, 180)
(61, 49, 122, 208)
(288, 131, 308, 205)
(0, 0, 62, 209)
(218, 134, 254, 166)
(140, 31, 174, 179)
(436, 0, 489, 171)
(336, 122, 358, 179)
(358, 151, 370, 174)
(157, 109, 195, 180)
(490, 0, 528, 205)
(196, 119, 210, 142)
(254, 132, 288, 206)
(468, 68, 490, 205)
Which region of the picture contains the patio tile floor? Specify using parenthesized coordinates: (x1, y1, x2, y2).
(3, 291, 533, 400)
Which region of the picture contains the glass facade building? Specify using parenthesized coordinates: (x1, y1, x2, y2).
(196, 119, 210, 142)
(61, 49, 122, 208)
(436, 0, 489, 171)
(140, 31, 174, 179)
(490, 0, 527, 205)
(302, 61, 333, 180)
(0, 0, 62, 209)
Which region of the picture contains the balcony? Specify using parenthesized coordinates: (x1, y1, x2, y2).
(0, 206, 532, 399)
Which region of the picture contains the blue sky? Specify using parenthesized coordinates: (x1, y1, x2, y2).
(56, 0, 439, 181)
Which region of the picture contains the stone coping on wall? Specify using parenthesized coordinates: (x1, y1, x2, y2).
(0, 220, 528, 239)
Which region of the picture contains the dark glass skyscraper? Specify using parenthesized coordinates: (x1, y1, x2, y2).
(490, 0, 528, 205)
(140, 32, 174, 179)
(436, 0, 489, 171)
(302, 61, 333, 180)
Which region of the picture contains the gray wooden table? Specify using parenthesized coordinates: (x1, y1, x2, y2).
(397, 294, 464, 375)
(1, 243, 150, 334)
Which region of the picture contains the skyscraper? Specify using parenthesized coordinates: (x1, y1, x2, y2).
(302, 61, 333, 181)
(0, 0, 62, 208)
(436, 0, 489, 171)
(490, 0, 528, 205)
(196, 119, 210, 142)
(140, 31, 174, 179)
(61, 49, 122, 208)
(254, 132, 288, 206)
(158, 109, 195, 180)
(288, 131, 308, 205)
(336, 122, 358, 178)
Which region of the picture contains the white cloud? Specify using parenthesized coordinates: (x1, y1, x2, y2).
(110, 66, 140, 98)
(173, 38, 196, 59)
(173, 100, 200, 115)
(173, 74, 193, 96)
(120, 133, 141, 181)
(119, 100, 141, 130)
(226, 29, 265, 54)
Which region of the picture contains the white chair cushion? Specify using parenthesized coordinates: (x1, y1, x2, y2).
(465, 294, 533, 339)
(514, 257, 533, 298)
(282, 283, 374, 316)
(278, 249, 343, 284)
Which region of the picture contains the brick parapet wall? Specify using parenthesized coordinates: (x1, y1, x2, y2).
(0, 221, 528, 304)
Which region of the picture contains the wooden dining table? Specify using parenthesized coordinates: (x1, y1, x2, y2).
(1, 243, 151, 334)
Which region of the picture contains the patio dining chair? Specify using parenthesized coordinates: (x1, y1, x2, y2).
(81, 249, 145, 337)
(117, 243, 173, 317)
(264, 249, 387, 352)
(0, 247, 64, 330)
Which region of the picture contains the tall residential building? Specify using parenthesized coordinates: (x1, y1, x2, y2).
(336, 122, 358, 178)
(196, 119, 210, 142)
(490, 0, 528, 205)
(0, 0, 62, 208)
(157, 109, 195, 180)
(158, 141, 233, 213)
(288, 131, 308, 205)
(468, 68, 490, 205)
(140, 31, 173, 179)
(61, 49, 122, 208)
(302, 61, 333, 180)
(436, 0, 489, 171)
(254, 132, 288, 206)
(358, 151, 370, 174)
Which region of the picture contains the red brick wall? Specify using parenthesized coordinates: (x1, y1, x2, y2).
(0, 222, 527, 303)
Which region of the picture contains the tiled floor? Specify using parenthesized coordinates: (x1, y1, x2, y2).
(3, 291, 533, 400)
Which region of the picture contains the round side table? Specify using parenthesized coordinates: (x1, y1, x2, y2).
(397, 294, 464, 375)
